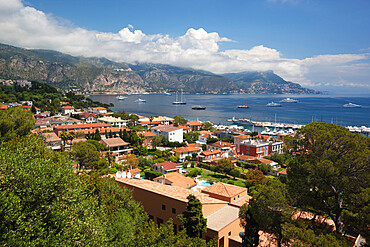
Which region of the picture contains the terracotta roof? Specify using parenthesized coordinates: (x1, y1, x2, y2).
(202, 182, 247, 199)
(93, 107, 106, 110)
(198, 130, 212, 135)
(137, 121, 161, 125)
(62, 105, 74, 109)
(154, 172, 196, 189)
(178, 125, 192, 130)
(114, 177, 227, 204)
(138, 131, 157, 137)
(278, 168, 287, 175)
(79, 112, 96, 119)
(0, 105, 8, 110)
(208, 141, 235, 148)
(256, 158, 274, 164)
(102, 137, 129, 147)
(201, 150, 221, 156)
(41, 132, 61, 142)
(255, 134, 270, 140)
(173, 146, 202, 153)
(231, 194, 253, 207)
(187, 121, 202, 126)
(55, 122, 111, 130)
(187, 143, 202, 148)
(236, 155, 255, 161)
(234, 134, 251, 139)
(154, 161, 182, 171)
(151, 125, 181, 132)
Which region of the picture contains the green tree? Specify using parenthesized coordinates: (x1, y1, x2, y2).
(249, 179, 294, 247)
(94, 128, 101, 141)
(286, 123, 370, 235)
(177, 195, 207, 238)
(216, 158, 234, 175)
(201, 121, 212, 131)
(0, 107, 35, 143)
(122, 129, 129, 142)
(230, 168, 241, 179)
(258, 163, 272, 175)
(72, 141, 101, 170)
(239, 204, 259, 247)
(173, 115, 188, 126)
(59, 131, 70, 151)
(244, 169, 265, 188)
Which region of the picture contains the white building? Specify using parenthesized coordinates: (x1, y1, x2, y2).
(269, 141, 284, 155)
(61, 106, 75, 115)
(92, 107, 107, 114)
(151, 125, 183, 143)
(98, 116, 128, 127)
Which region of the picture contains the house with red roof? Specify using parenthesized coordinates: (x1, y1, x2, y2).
(154, 172, 196, 189)
(61, 105, 75, 115)
(54, 122, 111, 135)
(199, 150, 222, 162)
(153, 161, 183, 173)
(92, 106, 107, 114)
(187, 120, 202, 131)
(233, 134, 252, 149)
(151, 125, 183, 143)
(207, 141, 236, 158)
(172, 146, 202, 162)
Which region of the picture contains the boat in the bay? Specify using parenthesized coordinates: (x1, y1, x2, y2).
(135, 98, 146, 103)
(343, 102, 361, 108)
(280, 97, 298, 103)
(172, 90, 186, 105)
(164, 92, 172, 96)
(266, 101, 282, 107)
(116, 95, 128, 100)
(192, 105, 206, 110)
(237, 99, 249, 108)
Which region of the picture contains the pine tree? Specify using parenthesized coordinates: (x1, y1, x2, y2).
(177, 195, 207, 238)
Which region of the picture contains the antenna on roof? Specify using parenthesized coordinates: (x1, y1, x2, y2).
(116, 171, 122, 178)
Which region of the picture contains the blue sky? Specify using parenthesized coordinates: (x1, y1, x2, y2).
(0, 0, 369, 93)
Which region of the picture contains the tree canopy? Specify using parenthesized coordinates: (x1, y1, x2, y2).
(286, 123, 370, 235)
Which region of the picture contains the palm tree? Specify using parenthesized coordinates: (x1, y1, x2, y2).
(59, 132, 69, 151)
(138, 133, 145, 156)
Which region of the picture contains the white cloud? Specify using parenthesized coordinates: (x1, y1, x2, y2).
(0, 0, 369, 89)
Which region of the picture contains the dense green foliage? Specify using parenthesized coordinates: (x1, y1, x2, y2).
(0, 107, 35, 144)
(286, 123, 370, 236)
(239, 204, 259, 247)
(178, 195, 207, 238)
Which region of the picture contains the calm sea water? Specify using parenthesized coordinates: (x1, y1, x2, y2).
(89, 94, 370, 127)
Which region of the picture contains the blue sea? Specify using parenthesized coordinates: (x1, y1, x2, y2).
(89, 94, 370, 127)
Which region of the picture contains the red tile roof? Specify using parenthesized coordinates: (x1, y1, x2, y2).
(173, 146, 202, 153)
(154, 161, 182, 171)
(201, 150, 221, 156)
(93, 107, 106, 110)
(154, 172, 196, 189)
(151, 125, 181, 132)
(55, 122, 111, 130)
(114, 177, 226, 204)
(234, 134, 251, 139)
(256, 158, 274, 165)
(62, 105, 74, 109)
(137, 121, 161, 125)
(187, 121, 202, 126)
(202, 182, 247, 199)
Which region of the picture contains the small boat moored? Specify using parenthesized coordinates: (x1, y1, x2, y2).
(266, 101, 282, 107)
(343, 103, 361, 108)
(280, 98, 298, 103)
(116, 95, 128, 100)
(135, 98, 146, 103)
(192, 105, 206, 110)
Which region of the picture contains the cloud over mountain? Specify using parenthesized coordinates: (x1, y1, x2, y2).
(0, 0, 368, 89)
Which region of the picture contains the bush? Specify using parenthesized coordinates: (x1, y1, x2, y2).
(227, 180, 234, 185)
(109, 168, 118, 174)
(184, 169, 202, 178)
(144, 170, 163, 180)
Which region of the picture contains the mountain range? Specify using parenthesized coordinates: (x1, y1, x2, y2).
(0, 43, 320, 94)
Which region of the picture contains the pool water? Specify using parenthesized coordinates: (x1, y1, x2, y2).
(199, 181, 212, 187)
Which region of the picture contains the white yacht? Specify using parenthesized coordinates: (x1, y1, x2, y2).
(343, 102, 361, 108)
(266, 101, 282, 107)
(280, 97, 298, 103)
(116, 95, 128, 100)
(172, 90, 186, 105)
(135, 98, 146, 103)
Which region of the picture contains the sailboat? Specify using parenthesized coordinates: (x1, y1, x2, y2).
(172, 89, 186, 105)
(238, 99, 249, 108)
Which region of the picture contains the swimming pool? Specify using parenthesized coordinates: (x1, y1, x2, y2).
(198, 181, 212, 187)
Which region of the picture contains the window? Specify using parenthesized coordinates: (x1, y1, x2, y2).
(162, 204, 166, 210)
(172, 208, 176, 214)
(228, 231, 231, 236)
(157, 218, 163, 226)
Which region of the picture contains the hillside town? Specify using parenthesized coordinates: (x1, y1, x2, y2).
(1, 95, 368, 247)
